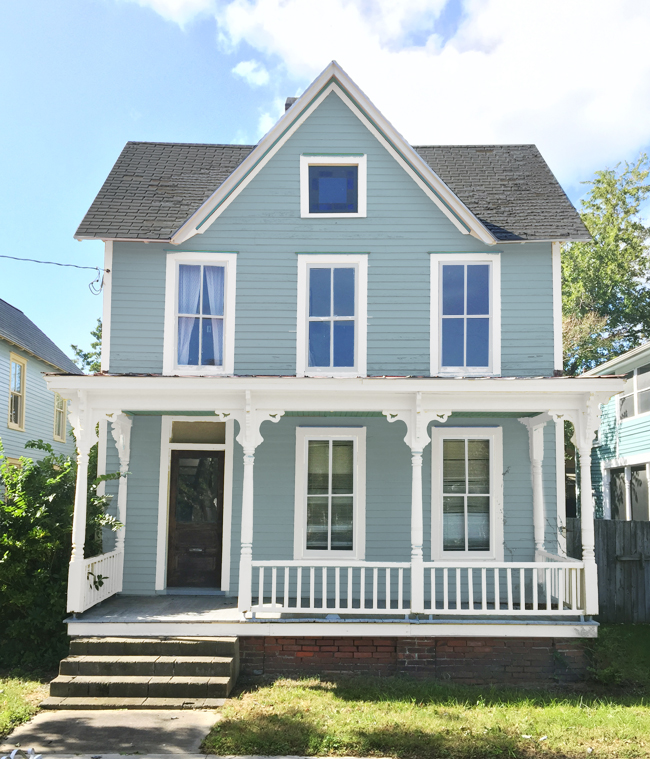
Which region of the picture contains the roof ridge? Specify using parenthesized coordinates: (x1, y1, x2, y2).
(125, 140, 256, 149)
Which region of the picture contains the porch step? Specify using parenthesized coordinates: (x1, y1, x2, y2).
(47, 637, 239, 709)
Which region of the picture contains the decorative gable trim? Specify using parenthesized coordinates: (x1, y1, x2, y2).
(170, 62, 496, 247)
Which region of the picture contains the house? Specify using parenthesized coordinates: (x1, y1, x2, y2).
(585, 343, 650, 521)
(0, 297, 80, 464)
(45, 62, 625, 696)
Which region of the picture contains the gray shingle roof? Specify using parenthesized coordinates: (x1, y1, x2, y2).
(0, 299, 83, 374)
(75, 141, 589, 243)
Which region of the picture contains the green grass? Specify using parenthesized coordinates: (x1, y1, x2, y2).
(0, 673, 49, 738)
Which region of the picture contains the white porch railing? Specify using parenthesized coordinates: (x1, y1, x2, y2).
(249, 559, 585, 617)
(251, 561, 411, 614)
(67, 550, 124, 613)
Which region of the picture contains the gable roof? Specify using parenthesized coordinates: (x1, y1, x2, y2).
(0, 299, 83, 374)
(75, 62, 589, 245)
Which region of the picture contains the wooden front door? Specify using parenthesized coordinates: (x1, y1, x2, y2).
(167, 451, 224, 588)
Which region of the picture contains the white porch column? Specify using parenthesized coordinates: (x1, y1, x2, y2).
(624, 466, 632, 521)
(217, 391, 284, 614)
(518, 414, 550, 558)
(384, 394, 450, 615)
(110, 413, 132, 553)
(67, 391, 97, 614)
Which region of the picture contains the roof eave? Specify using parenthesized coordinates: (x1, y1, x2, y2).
(0, 334, 82, 375)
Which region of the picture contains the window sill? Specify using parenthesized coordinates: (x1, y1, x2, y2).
(294, 553, 366, 562)
(53, 436, 66, 443)
(7, 422, 25, 432)
(301, 212, 367, 219)
(302, 371, 365, 378)
(167, 368, 230, 377)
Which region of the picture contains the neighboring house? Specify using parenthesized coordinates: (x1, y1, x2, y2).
(585, 343, 650, 521)
(0, 297, 80, 464)
(47, 62, 624, 686)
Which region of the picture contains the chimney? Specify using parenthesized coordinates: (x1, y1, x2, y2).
(285, 97, 298, 112)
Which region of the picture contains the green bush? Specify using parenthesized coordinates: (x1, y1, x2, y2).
(0, 440, 121, 668)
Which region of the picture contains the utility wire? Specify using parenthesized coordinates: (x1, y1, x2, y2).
(0, 254, 109, 294)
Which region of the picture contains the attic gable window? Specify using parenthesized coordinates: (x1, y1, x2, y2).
(163, 252, 237, 376)
(300, 155, 367, 218)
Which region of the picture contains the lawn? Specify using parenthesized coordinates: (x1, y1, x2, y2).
(203, 624, 650, 759)
(0, 674, 49, 739)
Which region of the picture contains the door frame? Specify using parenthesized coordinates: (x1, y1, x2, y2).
(155, 416, 234, 592)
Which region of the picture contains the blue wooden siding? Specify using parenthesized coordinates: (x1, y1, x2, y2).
(0, 339, 76, 461)
(108, 92, 555, 377)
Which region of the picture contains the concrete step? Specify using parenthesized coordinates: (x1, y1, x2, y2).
(69, 636, 238, 658)
(60, 655, 234, 678)
(50, 674, 233, 699)
(41, 696, 226, 709)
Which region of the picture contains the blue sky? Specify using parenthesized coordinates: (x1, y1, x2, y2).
(2, 0, 649, 360)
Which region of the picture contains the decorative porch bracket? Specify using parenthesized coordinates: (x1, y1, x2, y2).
(549, 393, 608, 616)
(216, 390, 284, 614)
(383, 393, 451, 614)
(518, 413, 551, 558)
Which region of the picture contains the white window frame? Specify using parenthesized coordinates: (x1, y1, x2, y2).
(617, 364, 650, 423)
(8, 352, 27, 431)
(296, 254, 368, 378)
(430, 253, 501, 376)
(431, 426, 504, 561)
(53, 392, 67, 442)
(294, 426, 366, 561)
(163, 251, 236, 376)
(300, 154, 367, 219)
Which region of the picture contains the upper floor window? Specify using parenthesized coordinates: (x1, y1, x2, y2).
(296, 254, 368, 377)
(53, 393, 66, 442)
(300, 155, 367, 218)
(430, 254, 501, 376)
(8, 353, 26, 431)
(619, 364, 650, 420)
(163, 252, 237, 376)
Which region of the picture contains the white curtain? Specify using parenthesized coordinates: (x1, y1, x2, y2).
(203, 266, 224, 315)
(178, 265, 201, 364)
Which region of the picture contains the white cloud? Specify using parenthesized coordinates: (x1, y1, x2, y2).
(130, 0, 650, 186)
(125, 0, 215, 25)
(232, 59, 270, 87)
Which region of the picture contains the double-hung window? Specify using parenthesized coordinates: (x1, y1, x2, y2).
(430, 254, 501, 375)
(163, 252, 236, 375)
(297, 254, 368, 377)
(53, 393, 66, 442)
(619, 364, 650, 420)
(431, 427, 503, 560)
(294, 427, 366, 560)
(8, 353, 26, 431)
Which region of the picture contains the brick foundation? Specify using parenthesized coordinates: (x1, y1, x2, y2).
(239, 636, 587, 684)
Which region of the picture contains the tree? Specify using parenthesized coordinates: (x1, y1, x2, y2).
(72, 318, 102, 374)
(562, 154, 650, 375)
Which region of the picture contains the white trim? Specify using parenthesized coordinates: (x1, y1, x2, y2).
(296, 254, 368, 378)
(154, 416, 234, 592)
(169, 63, 495, 246)
(552, 242, 562, 373)
(430, 253, 501, 376)
(555, 416, 567, 555)
(67, 619, 599, 639)
(162, 251, 237, 376)
(430, 426, 504, 561)
(300, 154, 367, 218)
(101, 241, 113, 373)
(293, 426, 366, 561)
(601, 452, 650, 470)
(96, 417, 108, 497)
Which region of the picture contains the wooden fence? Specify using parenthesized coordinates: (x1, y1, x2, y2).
(566, 518, 650, 623)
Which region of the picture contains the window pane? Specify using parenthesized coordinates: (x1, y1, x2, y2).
(307, 440, 329, 495)
(443, 496, 465, 551)
(309, 268, 331, 317)
(175, 456, 220, 524)
(202, 266, 224, 316)
(466, 265, 489, 315)
(442, 265, 464, 315)
(178, 317, 200, 365)
(309, 166, 358, 213)
(638, 364, 650, 391)
(331, 496, 353, 550)
(201, 318, 223, 366)
(332, 440, 353, 494)
(467, 440, 490, 493)
(467, 497, 490, 550)
(610, 468, 626, 520)
(307, 497, 329, 549)
(620, 394, 635, 420)
(10, 394, 21, 425)
(333, 321, 354, 367)
(333, 268, 355, 316)
(11, 362, 22, 393)
(309, 321, 331, 367)
(639, 389, 650, 415)
(178, 264, 201, 314)
(443, 440, 466, 493)
(442, 319, 464, 367)
(466, 318, 489, 367)
(631, 465, 649, 521)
